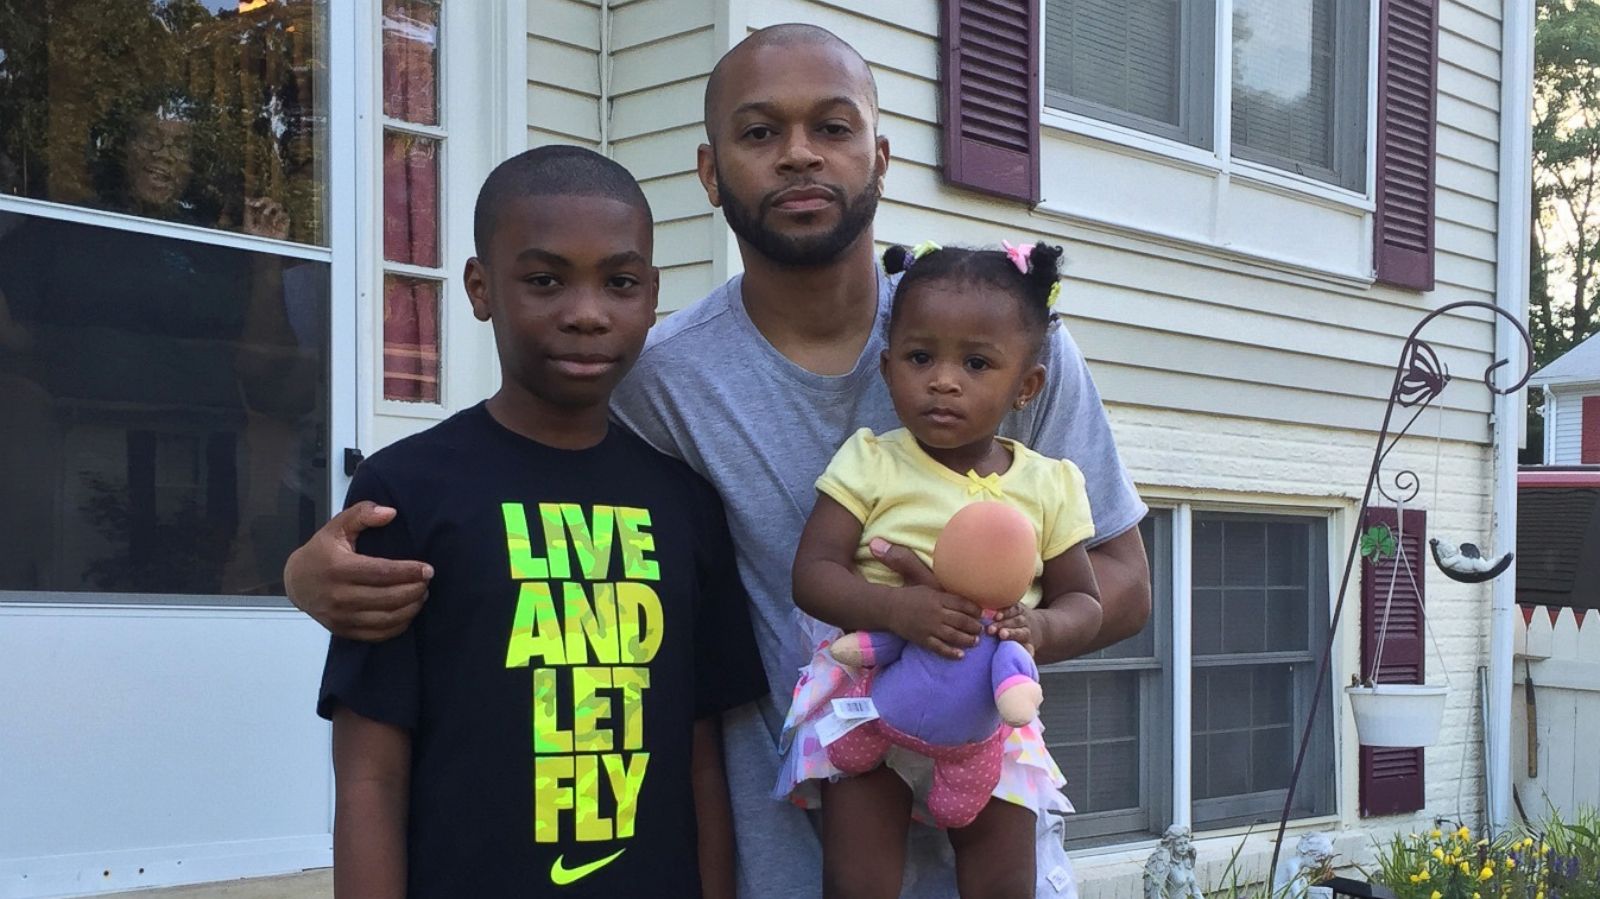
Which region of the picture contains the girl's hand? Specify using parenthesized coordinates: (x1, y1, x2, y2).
(886, 585, 984, 660)
(987, 603, 1036, 656)
(868, 537, 984, 659)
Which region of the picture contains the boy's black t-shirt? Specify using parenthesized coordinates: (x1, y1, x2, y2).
(317, 403, 768, 898)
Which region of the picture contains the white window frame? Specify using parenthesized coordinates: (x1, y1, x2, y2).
(360, 0, 524, 450)
(1040, 0, 1378, 208)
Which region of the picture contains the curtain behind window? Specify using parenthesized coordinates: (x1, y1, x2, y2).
(1044, 0, 1184, 127)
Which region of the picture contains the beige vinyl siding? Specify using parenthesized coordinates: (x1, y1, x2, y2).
(526, 0, 602, 150)
(1435, 0, 1502, 305)
(525, 0, 719, 310)
(609, 0, 720, 312)
(735, 0, 1503, 445)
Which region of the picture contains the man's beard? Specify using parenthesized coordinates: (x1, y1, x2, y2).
(716, 166, 880, 268)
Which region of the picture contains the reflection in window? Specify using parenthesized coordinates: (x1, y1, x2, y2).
(0, 0, 328, 244)
(383, 0, 441, 126)
(1231, 0, 1336, 172)
(0, 211, 329, 596)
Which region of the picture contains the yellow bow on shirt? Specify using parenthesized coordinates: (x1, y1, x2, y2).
(965, 471, 1004, 499)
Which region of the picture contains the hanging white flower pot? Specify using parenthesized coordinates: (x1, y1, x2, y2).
(1344, 683, 1448, 747)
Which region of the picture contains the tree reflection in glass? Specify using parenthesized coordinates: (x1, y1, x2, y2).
(0, 0, 327, 244)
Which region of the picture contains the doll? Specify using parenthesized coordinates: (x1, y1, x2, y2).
(820, 501, 1045, 828)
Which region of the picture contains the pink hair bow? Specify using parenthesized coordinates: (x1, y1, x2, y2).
(1001, 240, 1033, 275)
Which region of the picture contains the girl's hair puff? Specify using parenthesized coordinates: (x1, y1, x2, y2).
(882, 241, 1065, 350)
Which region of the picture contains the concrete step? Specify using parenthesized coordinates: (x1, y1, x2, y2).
(118, 870, 331, 899)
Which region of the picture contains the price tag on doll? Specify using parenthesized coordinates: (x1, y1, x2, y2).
(814, 711, 872, 747)
(831, 697, 879, 721)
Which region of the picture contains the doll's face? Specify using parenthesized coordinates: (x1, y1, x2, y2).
(932, 501, 1038, 609)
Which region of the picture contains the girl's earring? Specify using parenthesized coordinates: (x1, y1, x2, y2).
(1013, 398, 1028, 411)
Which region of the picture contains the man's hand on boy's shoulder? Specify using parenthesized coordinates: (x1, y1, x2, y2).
(284, 501, 433, 641)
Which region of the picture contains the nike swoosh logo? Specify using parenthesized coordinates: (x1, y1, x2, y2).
(550, 848, 626, 885)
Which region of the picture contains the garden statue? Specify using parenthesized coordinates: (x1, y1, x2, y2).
(1273, 832, 1336, 899)
(1144, 825, 1206, 899)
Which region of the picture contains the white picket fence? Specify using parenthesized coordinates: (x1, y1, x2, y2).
(1513, 606, 1600, 820)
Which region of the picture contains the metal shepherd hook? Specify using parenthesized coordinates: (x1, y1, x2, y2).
(1266, 301, 1532, 892)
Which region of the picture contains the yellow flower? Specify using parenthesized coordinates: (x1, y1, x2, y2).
(1523, 838, 1535, 849)
(1541, 843, 1549, 854)
(1536, 891, 1545, 899)
(1434, 849, 1447, 861)
(1432, 891, 1442, 899)
(1475, 893, 1482, 899)
(1411, 875, 1421, 884)
(1419, 870, 1431, 882)
(1479, 867, 1494, 881)
(1506, 859, 1516, 870)
(1461, 862, 1474, 875)
(1459, 826, 1472, 840)
(1432, 829, 1444, 839)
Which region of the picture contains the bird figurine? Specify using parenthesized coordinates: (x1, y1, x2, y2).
(1429, 537, 1513, 583)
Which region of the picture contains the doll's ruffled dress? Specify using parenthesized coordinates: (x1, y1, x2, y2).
(773, 427, 1096, 826)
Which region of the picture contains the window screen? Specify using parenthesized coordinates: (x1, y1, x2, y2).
(1190, 513, 1334, 826)
(1039, 512, 1171, 844)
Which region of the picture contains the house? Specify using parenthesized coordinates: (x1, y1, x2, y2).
(1530, 331, 1600, 464)
(0, 0, 1533, 896)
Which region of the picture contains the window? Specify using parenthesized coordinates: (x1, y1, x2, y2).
(1190, 512, 1334, 827)
(1040, 515, 1171, 844)
(1043, 0, 1368, 191)
(1043, 0, 1215, 149)
(381, 0, 444, 404)
(1039, 507, 1335, 845)
(0, 1, 332, 599)
(0, 0, 328, 242)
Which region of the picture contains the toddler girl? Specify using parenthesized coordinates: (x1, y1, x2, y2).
(776, 240, 1104, 899)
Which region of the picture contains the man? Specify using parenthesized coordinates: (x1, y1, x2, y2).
(286, 24, 1151, 898)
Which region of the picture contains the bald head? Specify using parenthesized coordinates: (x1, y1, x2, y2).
(703, 23, 879, 142)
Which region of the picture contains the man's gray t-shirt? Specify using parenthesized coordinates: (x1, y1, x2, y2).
(611, 270, 1146, 898)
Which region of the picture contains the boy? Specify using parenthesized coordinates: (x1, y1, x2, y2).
(317, 146, 767, 898)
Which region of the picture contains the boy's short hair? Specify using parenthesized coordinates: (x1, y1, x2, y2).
(472, 145, 653, 258)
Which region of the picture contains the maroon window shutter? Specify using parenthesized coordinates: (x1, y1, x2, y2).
(1373, 0, 1439, 290)
(1358, 506, 1427, 817)
(1581, 396, 1600, 463)
(941, 0, 1040, 204)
